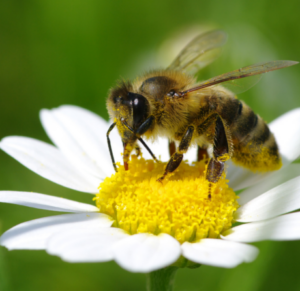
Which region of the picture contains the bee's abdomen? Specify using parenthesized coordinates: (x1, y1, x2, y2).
(229, 101, 281, 172)
(232, 101, 262, 144)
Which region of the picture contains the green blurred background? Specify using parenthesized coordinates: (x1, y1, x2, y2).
(0, 0, 300, 290)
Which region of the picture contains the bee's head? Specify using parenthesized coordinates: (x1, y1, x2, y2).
(107, 81, 150, 143)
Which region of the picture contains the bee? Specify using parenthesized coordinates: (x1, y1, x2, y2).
(106, 30, 298, 196)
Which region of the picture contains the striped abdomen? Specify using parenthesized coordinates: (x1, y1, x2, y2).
(228, 100, 281, 172)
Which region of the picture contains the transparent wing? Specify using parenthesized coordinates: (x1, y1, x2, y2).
(218, 74, 262, 95)
(181, 60, 298, 95)
(167, 30, 227, 76)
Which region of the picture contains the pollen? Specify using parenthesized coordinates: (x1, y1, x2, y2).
(94, 156, 239, 244)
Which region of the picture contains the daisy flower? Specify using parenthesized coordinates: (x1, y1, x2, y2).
(1, 105, 300, 274)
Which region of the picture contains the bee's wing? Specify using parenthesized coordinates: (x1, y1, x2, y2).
(167, 30, 227, 75)
(180, 60, 298, 95)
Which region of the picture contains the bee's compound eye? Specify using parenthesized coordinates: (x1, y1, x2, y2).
(127, 92, 149, 129)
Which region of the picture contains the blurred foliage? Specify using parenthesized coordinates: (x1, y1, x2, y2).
(0, 0, 300, 290)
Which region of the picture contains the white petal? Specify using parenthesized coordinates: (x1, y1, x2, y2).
(0, 213, 112, 250)
(238, 163, 300, 205)
(52, 106, 121, 177)
(269, 108, 300, 163)
(0, 136, 100, 193)
(112, 233, 181, 273)
(59, 105, 110, 146)
(47, 227, 128, 263)
(142, 137, 170, 162)
(182, 239, 258, 268)
(227, 161, 270, 191)
(228, 109, 300, 191)
(184, 144, 199, 164)
(236, 176, 300, 222)
(40, 108, 112, 178)
(223, 212, 300, 242)
(0, 191, 99, 213)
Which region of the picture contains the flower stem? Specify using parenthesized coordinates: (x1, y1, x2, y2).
(146, 267, 178, 291)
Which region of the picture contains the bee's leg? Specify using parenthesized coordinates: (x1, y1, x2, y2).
(135, 144, 141, 157)
(123, 141, 135, 170)
(158, 126, 194, 182)
(197, 114, 218, 162)
(107, 122, 118, 172)
(135, 115, 155, 135)
(197, 146, 208, 161)
(169, 141, 176, 157)
(121, 116, 156, 169)
(206, 116, 230, 198)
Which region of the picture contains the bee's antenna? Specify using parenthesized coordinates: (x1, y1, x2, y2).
(107, 122, 118, 172)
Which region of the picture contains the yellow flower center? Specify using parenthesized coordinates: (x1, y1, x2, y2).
(94, 156, 239, 244)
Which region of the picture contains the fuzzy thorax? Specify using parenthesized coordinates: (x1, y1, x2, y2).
(94, 156, 239, 244)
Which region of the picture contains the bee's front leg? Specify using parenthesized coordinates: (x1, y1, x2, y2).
(206, 116, 230, 198)
(135, 144, 141, 157)
(121, 115, 157, 170)
(169, 140, 176, 157)
(158, 126, 194, 182)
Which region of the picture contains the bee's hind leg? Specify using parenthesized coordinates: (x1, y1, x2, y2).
(158, 126, 194, 182)
(206, 116, 230, 198)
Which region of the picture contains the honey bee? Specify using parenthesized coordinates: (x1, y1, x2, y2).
(106, 30, 298, 196)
